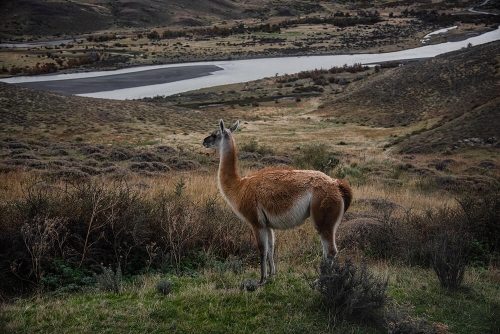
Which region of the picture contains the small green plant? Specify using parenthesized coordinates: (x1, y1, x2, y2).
(239, 278, 258, 292)
(41, 259, 95, 294)
(174, 178, 186, 197)
(94, 265, 122, 293)
(156, 279, 173, 295)
(213, 258, 244, 275)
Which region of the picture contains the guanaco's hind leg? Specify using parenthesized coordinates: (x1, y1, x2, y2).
(267, 228, 276, 277)
(311, 192, 345, 259)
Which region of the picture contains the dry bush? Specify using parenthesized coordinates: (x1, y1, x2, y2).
(0, 176, 254, 294)
(340, 198, 469, 267)
(430, 233, 467, 290)
(386, 303, 438, 334)
(457, 186, 500, 257)
(19, 216, 69, 282)
(311, 258, 388, 324)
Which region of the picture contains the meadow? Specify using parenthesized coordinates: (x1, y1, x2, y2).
(1, 77, 499, 332)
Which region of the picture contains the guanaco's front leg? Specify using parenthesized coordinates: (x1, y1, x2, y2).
(254, 227, 269, 285)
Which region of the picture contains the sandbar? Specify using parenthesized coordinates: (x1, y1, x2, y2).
(14, 65, 223, 95)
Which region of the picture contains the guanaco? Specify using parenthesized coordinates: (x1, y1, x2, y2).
(203, 119, 352, 285)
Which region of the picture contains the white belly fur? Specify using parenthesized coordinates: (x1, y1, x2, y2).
(258, 193, 311, 230)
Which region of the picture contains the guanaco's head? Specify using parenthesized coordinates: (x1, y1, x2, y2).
(203, 119, 239, 150)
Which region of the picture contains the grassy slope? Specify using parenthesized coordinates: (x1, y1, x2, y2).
(397, 96, 500, 153)
(0, 82, 243, 146)
(312, 41, 500, 153)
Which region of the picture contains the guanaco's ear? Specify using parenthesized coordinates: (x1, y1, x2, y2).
(229, 120, 239, 133)
(219, 119, 225, 132)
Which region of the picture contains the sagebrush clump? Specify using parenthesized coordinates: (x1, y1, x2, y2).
(293, 143, 339, 174)
(94, 265, 121, 293)
(156, 279, 173, 295)
(311, 258, 388, 322)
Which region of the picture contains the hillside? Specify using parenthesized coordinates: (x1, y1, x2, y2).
(2, 0, 499, 42)
(396, 95, 500, 153)
(2, 41, 499, 156)
(313, 40, 500, 153)
(0, 82, 241, 144)
(0, 0, 258, 38)
(0, 0, 313, 39)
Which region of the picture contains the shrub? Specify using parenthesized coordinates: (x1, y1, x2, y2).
(311, 258, 388, 322)
(239, 278, 258, 292)
(174, 178, 186, 197)
(430, 233, 467, 290)
(20, 216, 69, 282)
(40, 260, 95, 294)
(240, 138, 259, 153)
(213, 257, 244, 275)
(1, 177, 254, 296)
(457, 186, 500, 256)
(294, 144, 339, 174)
(94, 265, 122, 293)
(386, 304, 438, 334)
(358, 204, 468, 266)
(240, 138, 274, 155)
(156, 279, 173, 295)
(147, 30, 160, 40)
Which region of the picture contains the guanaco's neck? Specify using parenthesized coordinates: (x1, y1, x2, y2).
(218, 133, 241, 197)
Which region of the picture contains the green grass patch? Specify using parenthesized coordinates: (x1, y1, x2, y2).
(0, 272, 331, 334)
(2, 265, 499, 333)
(388, 266, 500, 334)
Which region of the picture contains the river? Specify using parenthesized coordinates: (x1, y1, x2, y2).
(1, 27, 499, 100)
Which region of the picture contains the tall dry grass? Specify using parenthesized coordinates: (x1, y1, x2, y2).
(1, 143, 499, 299)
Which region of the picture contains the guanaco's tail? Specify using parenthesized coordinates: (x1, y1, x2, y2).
(337, 179, 353, 213)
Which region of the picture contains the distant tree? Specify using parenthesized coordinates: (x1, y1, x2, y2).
(147, 30, 160, 40)
(10, 66, 22, 75)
